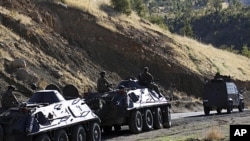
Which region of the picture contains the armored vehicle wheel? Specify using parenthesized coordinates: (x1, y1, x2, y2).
(142, 109, 153, 131)
(204, 107, 210, 115)
(87, 122, 101, 141)
(34, 134, 51, 141)
(71, 125, 86, 141)
(239, 100, 244, 112)
(153, 107, 163, 129)
(162, 106, 171, 128)
(129, 110, 143, 133)
(54, 129, 69, 141)
(216, 108, 222, 114)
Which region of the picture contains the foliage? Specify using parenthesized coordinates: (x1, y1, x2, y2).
(241, 44, 250, 58)
(110, 0, 132, 15)
(131, 0, 147, 17)
(109, 0, 250, 57)
(180, 22, 193, 37)
(147, 15, 168, 30)
(191, 9, 250, 51)
(211, 0, 223, 13)
(150, 0, 249, 57)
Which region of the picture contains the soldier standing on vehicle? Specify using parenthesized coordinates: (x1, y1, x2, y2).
(1, 85, 19, 108)
(97, 71, 112, 93)
(138, 67, 161, 95)
(214, 72, 221, 79)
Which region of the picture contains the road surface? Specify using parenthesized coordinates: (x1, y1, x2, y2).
(102, 109, 250, 141)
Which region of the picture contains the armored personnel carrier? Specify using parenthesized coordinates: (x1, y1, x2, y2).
(84, 78, 171, 134)
(203, 74, 244, 115)
(0, 84, 101, 141)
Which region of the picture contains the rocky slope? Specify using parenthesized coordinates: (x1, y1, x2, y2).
(0, 0, 250, 105)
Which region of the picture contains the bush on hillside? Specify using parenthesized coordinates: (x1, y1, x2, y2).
(110, 0, 132, 15)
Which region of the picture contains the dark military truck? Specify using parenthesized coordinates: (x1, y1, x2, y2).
(203, 75, 244, 115)
(84, 78, 171, 134)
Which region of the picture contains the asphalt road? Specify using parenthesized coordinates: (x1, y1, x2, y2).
(171, 108, 244, 119)
(102, 109, 250, 141)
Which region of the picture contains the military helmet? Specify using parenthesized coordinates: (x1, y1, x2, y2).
(30, 83, 37, 90)
(144, 67, 149, 72)
(100, 71, 106, 76)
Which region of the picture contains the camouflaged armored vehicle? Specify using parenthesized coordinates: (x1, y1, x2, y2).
(84, 78, 171, 134)
(0, 84, 101, 141)
(203, 74, 244, 115)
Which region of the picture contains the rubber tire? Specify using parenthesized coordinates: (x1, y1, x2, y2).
(204, 107, 210, 115)
(216, 107, 222, 114)
(54, 129, 69, 141)
(34, 134, 51, 141)
(153, 107, 163, 129)
(239, 101, 244, 112)
(162, 106, 171, 128)
(87, 122, 101, 141)
(0, 125, 3, 141)
(143, 109, 153, 131)
(227, 101, 233, 113)
(71, 125, 86, 141)
(129, 110, 143, 134)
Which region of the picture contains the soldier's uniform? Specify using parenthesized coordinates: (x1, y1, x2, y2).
(97, 71, 112, 93)
(139, 68, 154, 86)
(1, 86, 19, 108)
(139, 67, 161, 95)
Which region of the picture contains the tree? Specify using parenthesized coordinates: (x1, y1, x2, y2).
(110, 0, 132, 15)
(211, 0, 223, 13)
(148, 1, 158, 16)
(131, 0, 147, 17)
(180, 19, 193, 37)
(228, 0, 241, 6)
(242, 44, 250, 58)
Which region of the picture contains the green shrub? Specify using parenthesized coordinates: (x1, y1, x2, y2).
(110, 0, 132, 15)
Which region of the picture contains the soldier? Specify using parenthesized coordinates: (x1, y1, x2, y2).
(214, 72, 221, 79)
(97, 71, 112, 93)
(30, 83, 38, 91)
(138, 67, 161, 95)
(1, 85, 19, 108)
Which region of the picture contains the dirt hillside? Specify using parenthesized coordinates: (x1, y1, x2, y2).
(0, 0, 250, 109)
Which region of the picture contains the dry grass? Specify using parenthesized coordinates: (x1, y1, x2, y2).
(64, 0, 108, 14)
(63, 0, 250, 81)
(172, 35, 250, 80)
(2, 0, 250, 95)
(204, 126, 225, 141)
(63, 0, 172, 35)
(0, 29, 93, 93)
(0, 6, 33, 25)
